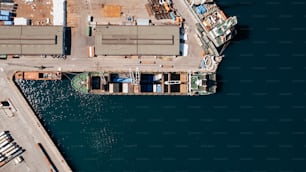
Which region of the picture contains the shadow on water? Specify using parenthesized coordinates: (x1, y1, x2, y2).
(216, 1, 256, 10)
(64, 27, 72, 55)
(232, 25, 250, 42)
(216, 74, 224, 93)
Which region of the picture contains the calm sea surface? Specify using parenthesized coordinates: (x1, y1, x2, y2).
(15, 0, 306, 171)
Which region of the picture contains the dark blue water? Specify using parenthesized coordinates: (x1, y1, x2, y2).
(15, 0, 306, 171)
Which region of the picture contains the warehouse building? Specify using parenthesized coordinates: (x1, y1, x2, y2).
(0, 26, 65, 56)
(95, 25, 180, 56)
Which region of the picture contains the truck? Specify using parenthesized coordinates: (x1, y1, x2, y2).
(87, 15, 93, 22)
(0, 135, 11, 144)
(0, 142, 15, 153)
(8, 149, 23, 160)
(86, 26, 92, 36)
(5, 146, 20, 157)
(0, 156, 6, 162)
(88, 46, 95, 58)
(0, 133, 9, 141)
(0, 131, 8, 137)
(0, 140, 11, 148)
(2, 145, 17, 156)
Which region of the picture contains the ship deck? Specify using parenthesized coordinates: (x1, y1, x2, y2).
(71, 71, 216, 96)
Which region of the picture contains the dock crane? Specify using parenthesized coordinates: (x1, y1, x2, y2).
(129, 68, 140, 85)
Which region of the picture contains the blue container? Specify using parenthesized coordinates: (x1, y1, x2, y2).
(0, 10, 10, 16)
(170, 12, 176, 21)
(4, 21, 13, 25)
(196, 5, 207, 15)
(156, 84, 162, 93)
(0, 15, 10, 21)
(113, 78, 132, 83)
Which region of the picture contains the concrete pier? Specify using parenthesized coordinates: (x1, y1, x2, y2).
(0, 68, 72, 172)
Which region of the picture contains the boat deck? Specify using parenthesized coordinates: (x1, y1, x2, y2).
(14, 71, 62, 80)
(71, 71, 217, 96)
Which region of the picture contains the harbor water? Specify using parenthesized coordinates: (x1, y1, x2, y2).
(15, 0, 306, 171)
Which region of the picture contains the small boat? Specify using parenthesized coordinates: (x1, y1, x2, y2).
(15, 71, 62, 80)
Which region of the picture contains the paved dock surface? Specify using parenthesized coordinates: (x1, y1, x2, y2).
(0, 66, 72, 172)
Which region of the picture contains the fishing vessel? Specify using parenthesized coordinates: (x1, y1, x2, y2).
(71, 70, 217, 96)
(14, 71, 62, 80)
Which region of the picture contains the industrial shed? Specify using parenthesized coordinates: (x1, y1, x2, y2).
(0, 26, 64, 55)
(95, 25, 180, 56)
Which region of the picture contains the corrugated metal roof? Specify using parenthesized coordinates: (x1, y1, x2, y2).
(0, 26, 64, 55)
(95, 25, 180, 56)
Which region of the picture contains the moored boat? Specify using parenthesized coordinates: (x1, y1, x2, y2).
(14, 71, 62, 80)
(71, 71, 217, 96)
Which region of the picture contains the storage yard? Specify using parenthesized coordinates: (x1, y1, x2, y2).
(0, 0, 53, 25)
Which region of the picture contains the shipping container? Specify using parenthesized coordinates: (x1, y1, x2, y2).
(153, 84, 162, 93)
(14, 17, 30, 25)
(0, 15, 10, 21)
(122, 83, 129, 93)
(0, 140, 10, 148)
(0, 131, 8, 138)
(2, 145, 17, 155)
(0, 156, 6, 162)
(5, 146, 20, 157)
(4, 21, 13, 25)
(0, 10, 10, 16)
(0, 135, 10, 144)
(137, 18, 150, 26)
(0, 54, 7, 60)
(169, 12, 176, 21)
(0, 133, 9, 141)
(88, 46, 95, 57)
(0, 142, 15, 153)
(8, 149, 23, 159)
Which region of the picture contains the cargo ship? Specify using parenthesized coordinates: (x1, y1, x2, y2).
(71, 71, 217, 96)
(14, 71, 62, 80)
